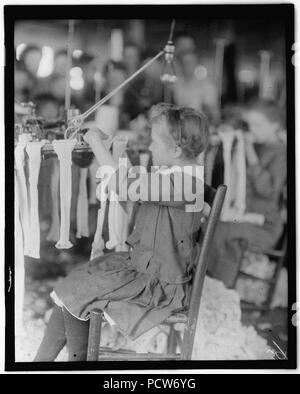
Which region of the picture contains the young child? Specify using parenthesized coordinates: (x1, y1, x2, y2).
(207, 100, 286, 288)
(34, 104, 208, 361)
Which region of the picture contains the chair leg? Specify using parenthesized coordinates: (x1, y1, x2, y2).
(87, 311, 103, 361)
(167, 324, 178, 354)
(232, 240, 248, 289)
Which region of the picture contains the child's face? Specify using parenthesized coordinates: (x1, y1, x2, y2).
(243, 110, 279, 144)
(149, 117, 177, 166)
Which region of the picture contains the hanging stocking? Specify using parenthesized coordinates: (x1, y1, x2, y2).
(88, 157, 98, 205)
(233, 130, 246, 215)
(14, 143, 30, 256)
(204, 145, 218, 186)
(114, 202, 130, 252)
(46, 158, 60, 242)
(26, 141, 46, 259)
(90, 166, 111, 259)
(106, 138, 130, 251)
(76, 167, 89, 238)
(105, 194, 120, 250)
(90, 201, 107, 260)
(219, 130, 235, 220)
(52, 139, 76, 249)
(14, 169, 25, 335)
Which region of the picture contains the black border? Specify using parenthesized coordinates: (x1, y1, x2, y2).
(5, 4, 297, 371)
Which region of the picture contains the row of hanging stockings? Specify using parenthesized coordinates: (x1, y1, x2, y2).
(207, 129, 265, 226)
(14, 139, 147, 259)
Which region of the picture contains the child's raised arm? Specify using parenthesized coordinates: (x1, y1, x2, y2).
(83, 127, 117, 170)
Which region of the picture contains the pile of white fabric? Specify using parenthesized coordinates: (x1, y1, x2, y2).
(15, 277, 274, 361)
(235, 251, 288, 308)
(100, 276, 274, 360)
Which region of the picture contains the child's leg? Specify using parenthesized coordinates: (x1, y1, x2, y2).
(34, 305, 67, 362)
(62, 307, 90, 361)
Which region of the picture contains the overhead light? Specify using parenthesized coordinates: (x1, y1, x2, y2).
(73, 49, 83, 59)
(111, 29, 123, 61)
(37, 46, 54, 78)
(70, 66, 84, 90)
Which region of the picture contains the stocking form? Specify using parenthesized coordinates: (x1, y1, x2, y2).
(76, 167, 89, 238)
(52, 139, 76, 249)
(220, 130, 264, 225)
(14, 143, 30, 255)
(46, 158, 60, 242)
(233, 131, 246, 214)
(90, 166, 110, 259)
(88, 157, 98, 205)
(14, 170, 25, 335)
(219, 130, 235, 220)
(25, 141, 46, 258)
(90, 201, 106, 259)
(106, 138, 130, 251)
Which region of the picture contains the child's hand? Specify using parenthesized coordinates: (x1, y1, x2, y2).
(83, 127, 109, 146)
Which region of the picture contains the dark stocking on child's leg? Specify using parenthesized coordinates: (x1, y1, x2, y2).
(62, 307, 90, 361)
(34, 305, 67, 361)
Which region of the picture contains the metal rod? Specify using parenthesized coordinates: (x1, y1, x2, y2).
(65, 20, 75, 113)
(168, 19, 176, 42)
(81, 50, 165, 121)
(214, 39, 226, 112)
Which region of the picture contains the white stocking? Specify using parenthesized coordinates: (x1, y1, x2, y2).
(234, 131, 246, 215)
(88, 157, 98, 205)
(46, 158, 60, 242)
(90, 201, 106, 260)
(90, 167, 110, 259)
(219, 130, 235, 220)
(14, 143, 30, 256)
(52, 140, 76, 249)
(76, 167, 89, 238)
(14, 170, 25, 335)
(106, 138, 130, 251)
(114, 202, 130, 252)
(106, 196, 120, 250)
(26, 141, 46, 259)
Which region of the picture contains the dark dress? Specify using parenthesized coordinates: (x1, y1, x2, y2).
(207, 142, 286, 288)
(52, 167, 204, 340)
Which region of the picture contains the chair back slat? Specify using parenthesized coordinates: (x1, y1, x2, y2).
(182, 184, 227, 360)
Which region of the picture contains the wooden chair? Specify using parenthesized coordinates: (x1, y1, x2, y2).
(87, 184, 227, 361)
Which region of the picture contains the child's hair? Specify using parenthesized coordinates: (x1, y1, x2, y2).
(150, 103, 209, 158)
(246, 99, 285, 128)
